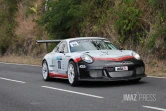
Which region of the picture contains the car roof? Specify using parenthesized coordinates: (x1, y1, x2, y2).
(65, 37, 105, 42)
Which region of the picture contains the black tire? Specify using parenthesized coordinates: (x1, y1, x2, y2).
(42, 60, 50, 81)
(67, 61, 79, 86)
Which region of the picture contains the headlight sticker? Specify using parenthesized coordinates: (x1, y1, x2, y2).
(81, 54, 93, 63)
(132, 52, 141, 60)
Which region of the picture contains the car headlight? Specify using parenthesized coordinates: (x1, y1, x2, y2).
(81, 54, 93, 63)
(132, 52, 141, 60)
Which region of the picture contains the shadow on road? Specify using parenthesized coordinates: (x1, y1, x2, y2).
(45, 78, 147, 88)
(78, 81, 147, 88)
(46, 78, 69, 84)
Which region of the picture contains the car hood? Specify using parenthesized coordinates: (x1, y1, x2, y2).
(81, 50, 133, 58)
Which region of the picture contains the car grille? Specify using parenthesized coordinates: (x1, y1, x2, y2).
(108, 71, 133, 77)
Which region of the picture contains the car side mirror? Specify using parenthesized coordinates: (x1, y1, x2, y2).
(119, 47, 124, 50)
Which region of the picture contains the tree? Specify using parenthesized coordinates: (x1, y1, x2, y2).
(0, 0, 17, 55)
(39, 0, 89, 39)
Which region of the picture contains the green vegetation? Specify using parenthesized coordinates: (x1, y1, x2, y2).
(113, 0, 144, 45)
(0, 0, 17, 55)
(39, 0, 89, 39)
(147, 0, 166, 59)
(0, 0, 165, 74)
(38, 0, 165, 59)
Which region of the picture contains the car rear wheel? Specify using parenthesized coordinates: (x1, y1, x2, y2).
(42, 60, 50, 81)
(67, 61, 78, 86)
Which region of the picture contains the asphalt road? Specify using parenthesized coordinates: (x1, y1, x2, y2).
(0, 62, 166, 111)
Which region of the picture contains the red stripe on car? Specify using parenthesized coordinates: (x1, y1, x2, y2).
(93, 56, 134, 61)
(49, 72, 68, 78)
(74, 57, 81, 62)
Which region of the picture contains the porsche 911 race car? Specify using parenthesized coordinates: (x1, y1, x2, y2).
(37, 37, 146, 86)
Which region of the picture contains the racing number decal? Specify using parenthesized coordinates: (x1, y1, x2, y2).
(58, 61, 61, 69)
(56, 56, 62, 69)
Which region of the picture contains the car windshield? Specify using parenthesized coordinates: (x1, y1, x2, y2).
(69, 39, 117, 52)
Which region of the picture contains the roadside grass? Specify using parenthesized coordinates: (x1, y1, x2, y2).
(0, 55, 42, 66)
(0, 55, 165, 77)
(145, 59, 166, 77)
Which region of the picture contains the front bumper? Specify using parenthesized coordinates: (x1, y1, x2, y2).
(76, 59, 146, 81)
(78, 75, 146, 81)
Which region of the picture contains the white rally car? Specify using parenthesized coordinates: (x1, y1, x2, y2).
(37, 37, 146, 86)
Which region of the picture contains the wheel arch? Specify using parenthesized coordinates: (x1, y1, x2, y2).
(42, 59, 47, 65)
(42, 59, 51, 72)
(69, 58, 74, 62)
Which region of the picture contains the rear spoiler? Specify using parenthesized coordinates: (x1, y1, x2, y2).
(36, 40, 63, 52)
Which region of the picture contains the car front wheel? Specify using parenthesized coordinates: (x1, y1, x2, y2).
(67, 61, 78, 86)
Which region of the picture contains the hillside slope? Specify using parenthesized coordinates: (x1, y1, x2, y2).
(0, 0, 165, 75)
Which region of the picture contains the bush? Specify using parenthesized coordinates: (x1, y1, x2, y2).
(113, 0, 145, 45)
(147, 0, 166, 59)
(39, 0, 89, 39)
(0, 0, 17, 55)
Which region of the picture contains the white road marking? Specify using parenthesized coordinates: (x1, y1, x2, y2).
(41, 86, 104, 99)
(0, 62, 41, 67)
(0, 77, 26, 83)
(148, 76, 166, 79)
(142, 105, 166, 111)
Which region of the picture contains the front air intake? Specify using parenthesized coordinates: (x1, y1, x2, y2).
(89, 70, 102, 78)
(136, 67, 145, 75)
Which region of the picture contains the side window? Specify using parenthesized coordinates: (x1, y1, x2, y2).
(106, 42, 117, 50)
(58, 43, 64, 52)
(54, 43, 60, 52)
(63, 43, 68, 53)
(58, 42, 68, 53)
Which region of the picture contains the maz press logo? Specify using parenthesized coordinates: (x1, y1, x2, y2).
(121, 92, 156, 103)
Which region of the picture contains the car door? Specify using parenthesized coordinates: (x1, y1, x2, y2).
(49, 42, 60, 74)
(55, 41, 69, 74)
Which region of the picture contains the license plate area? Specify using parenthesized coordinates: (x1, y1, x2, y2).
(115, 66, 128, 71)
